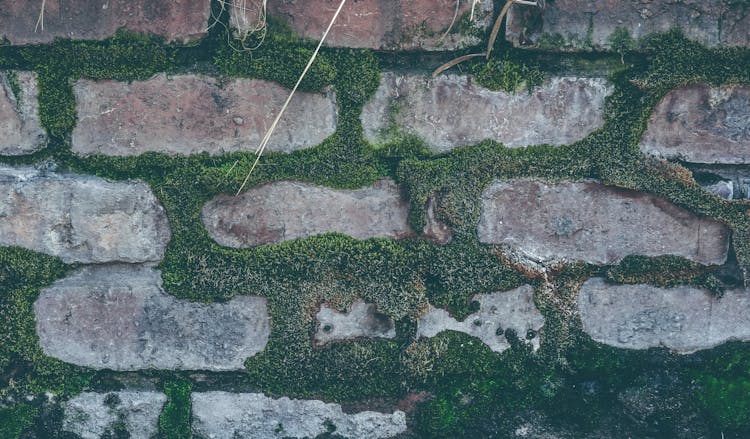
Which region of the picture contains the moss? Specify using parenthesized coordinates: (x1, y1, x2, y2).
(0, 403, 37, 439)
(159, 378, 193, 439)
(0, 247, 92, 398)
(606, 255, 722, 293)
(470, 56, 545, 93)
(4, 11, 750, 437)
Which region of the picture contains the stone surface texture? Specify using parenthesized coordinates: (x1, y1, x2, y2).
(202, 179, 414, 247)
(0, 0, 210, 45)
(191, 391, 407, 439)
(63, 391, 166, 439)
(266, 0, 493, 50)
(314, 298, 396, 345)
(506, 0, 750, 50)
(361, 73, 612, 152)
(578, 278, 750, 353)
(417, 285, 544, 352)
(477, 179, 730, 265)
(0, 165, 170, 264)
(640, 83, 750, 164)
(34, 265, 270, 371)
(72, 74, 337, 156)
(0, 72, 46, 155)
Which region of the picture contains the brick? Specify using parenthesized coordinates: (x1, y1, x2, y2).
(202, 179, 415, 247)
(506, 0, 750, 50)
(416, 285, 543, 353)
(72, 74, 337, 156)
(0, 72, 45, 156)
(315, 299, 396, 346)
(192, 392, 407, 439)
(264, 0, 493, 50)
(34, 265, 270, 371)
(578, 278, 750, 353)
(63, 391, 166, 439)
(478, 179, 729, 265)
(361, 73, 612, 152)
(640, 83, 750, 164)
(0, 165, 170, 264)
(0, 0, 210, 45)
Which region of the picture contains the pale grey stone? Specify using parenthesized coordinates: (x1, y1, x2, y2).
(34, 265, 270, 371)
(477, 179, 729, 265)
(640, 83, 750, 164)
(704, 180, 734, 200)
(0, 72, 46, 155)
(315, 298, 396, 346)
(578, 278, 750, 353)
(361, 73, 612, 152)
(191, 391, 407, 439)
(202, 178, 414, 247)
(72, 74, 337, 156)
(506, 0, 750, 50)
(0, 165, 170, 264)
(63, 391, 166, 439)
(417, 285, 544, 352)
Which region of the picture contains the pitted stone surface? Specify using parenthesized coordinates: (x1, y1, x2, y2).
(192, 391, 407, 439)
(63, 391, 166, 439)
(315, 299, 396, 345)
(202, 179, 413, 247)
(267, 0, 493, 50)
(0, 0, 210, 45)
(578, 278, 750, 353)
(640, 83, 750, 164)
(361, 73, 612, 152)
(417, 285, 544, 352)
(0, 165, 170, 264)
(0, 72, 46, 155)
(34, 265, 270, 371)
(506, 0, 750, 50)
(478, 179, 730, 265)
(72, 74, 337, 156)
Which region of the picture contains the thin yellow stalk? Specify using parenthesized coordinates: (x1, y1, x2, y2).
(236, 0, 348, 195)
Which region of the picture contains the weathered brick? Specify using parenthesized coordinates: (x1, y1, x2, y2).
(361, 73, 612, 152)
(192, 392, 407, 439)
(640, 83, 750, 164)
(416, 285, 543, 353)
(506, 0, 750, 50)
(0, 0, 210, 45)
(0, 165, 170, 264)
(578, 278, 750, 353)
(264, 0, 493, 50)
(72, 74, 337, 156)
(315, 299, 396, 346)
(202, 179, 418, 247)
(478, 179, 729, 265)
(34, 265, 270, 371)
(63, 391, 166, 439)
(0, 72, 46, 156)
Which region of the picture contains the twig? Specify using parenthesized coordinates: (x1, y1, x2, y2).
(438, 0, 461, 43)
(486, 0, 537, 59)
(34, 0, 46, 33)
(432, 52, 486, 77)
(236, 0, 348, 195)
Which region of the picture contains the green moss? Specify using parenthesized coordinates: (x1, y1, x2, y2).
(470, 56, 545, 93)
(0, 247, 91, 398)
(159, 378, 193, 439)
(0, 403, 37, 439)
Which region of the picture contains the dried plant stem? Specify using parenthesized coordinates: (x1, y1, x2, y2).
(432, 52, 486, 78)
(236, 0, 348, 195)
(438, 0, 461, 43)
(35, 0, 46, 32)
